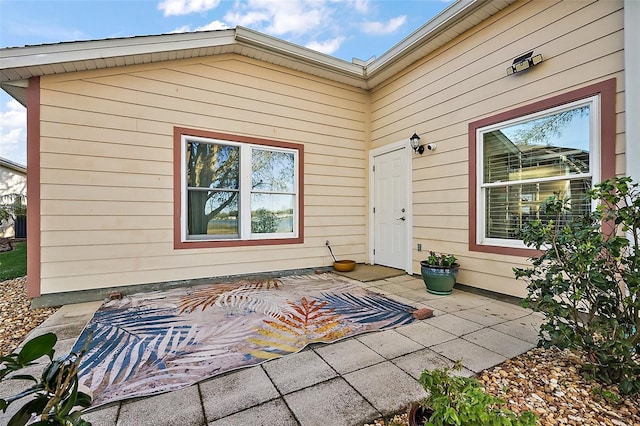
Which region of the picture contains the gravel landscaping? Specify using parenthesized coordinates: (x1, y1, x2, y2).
(366, 350, 639, 426)
(0, 276, 58, 355)
(1, 276, 638, 425)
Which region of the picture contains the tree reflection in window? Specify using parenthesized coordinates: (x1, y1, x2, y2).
(251, 149, 295, 234)
(481, 103, 594, 242)
(186, 142, 240, 237)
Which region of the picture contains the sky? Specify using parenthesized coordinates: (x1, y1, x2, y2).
(0, 0, 452, 167)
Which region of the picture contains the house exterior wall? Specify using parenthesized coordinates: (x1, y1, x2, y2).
(37, 55, 368, 295)
(0, 164, 27, 238)
(370, 0, 625, 297)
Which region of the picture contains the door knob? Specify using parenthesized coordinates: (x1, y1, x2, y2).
(396, 216, 406, 221)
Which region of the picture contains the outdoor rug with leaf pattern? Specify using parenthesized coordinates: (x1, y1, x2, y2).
(71, 273, 417, 407)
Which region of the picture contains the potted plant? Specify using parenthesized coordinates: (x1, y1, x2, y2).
(420, 251, 459, 295)
(408, 363, 537, 426)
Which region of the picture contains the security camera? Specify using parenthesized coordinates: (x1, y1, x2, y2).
(426, 143, 437, 151)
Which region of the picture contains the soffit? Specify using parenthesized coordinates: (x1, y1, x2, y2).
(0, 157, 27, 173)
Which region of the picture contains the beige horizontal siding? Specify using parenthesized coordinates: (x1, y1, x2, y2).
(35, 0, 627, 299)
(372, 0, 624, 297)
(38, 55, 368, 294)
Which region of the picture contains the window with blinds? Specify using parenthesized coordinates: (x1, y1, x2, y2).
(477, 96, 599, 247)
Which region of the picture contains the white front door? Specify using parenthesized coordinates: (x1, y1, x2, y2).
(373, 147, 408, 269)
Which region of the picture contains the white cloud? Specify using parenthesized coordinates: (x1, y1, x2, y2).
(170, 25, 194, 33)
(171, 20, 229, 34)
(0, 98, 27, 166)
(224, 11, 270, 28)
(195, 20, 230, 31)
(158, 0, 221, 17)
(171, 20, 229, 33)
(361, 15, 406, 35)
(224, 0, 331, 36)
(305, 36, 345, 55)
(351, 0, 369, 14)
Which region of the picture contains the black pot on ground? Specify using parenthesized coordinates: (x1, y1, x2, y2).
(408, 402, 434, 426)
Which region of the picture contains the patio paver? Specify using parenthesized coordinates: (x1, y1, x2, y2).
(423, 292, 493, 313)
(357, 329, 424, 358)
(11, 273, 542, 426)
(314, 338, 386, 374)
(344, 361, 427, 415)
(392, 348, 473, 380)
(463, 328, 535, 359)
(200, 366, 280, 421)
(395, 321, 457, 347)
(425, 313, 485, 336)
(453, 307, 512, 326)
(262, 349, 337, 394)
(473, 300, 533, 321)
(116, 384, 204, 426)
(431, 339, 507, 373)
(208, 398, 298, 426)
(284, 378, 379, 426)
(490, 315, 544, 344)
(83, 404, 119, 426)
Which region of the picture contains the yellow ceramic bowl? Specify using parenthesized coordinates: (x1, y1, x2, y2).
(333, 260, 356, 272)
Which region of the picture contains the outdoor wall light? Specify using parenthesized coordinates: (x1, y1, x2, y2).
(506, 51, 543, 76)
(410, 132, 424, 154)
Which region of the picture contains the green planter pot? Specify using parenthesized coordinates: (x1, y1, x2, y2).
(420, 262, 459, 295)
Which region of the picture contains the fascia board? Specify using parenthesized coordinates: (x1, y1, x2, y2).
(0, 157, 27, 173)
(234, 26, 364, 79)
(366, 0, 479, 76)
(0, 30, 237, 73)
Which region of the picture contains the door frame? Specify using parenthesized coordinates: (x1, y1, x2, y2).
(368, 139, 413, 273)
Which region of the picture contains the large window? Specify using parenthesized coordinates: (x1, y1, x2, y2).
(174, 128, 303, 248)
(477, 97, 599, 248)
(469, 79, 616, 255)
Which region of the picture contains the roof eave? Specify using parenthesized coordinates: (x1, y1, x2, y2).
(0, 29, 237, 71)
(0, 157, 27, 173)
(365, 0, 517, 88)
(0, 0, 516, 95)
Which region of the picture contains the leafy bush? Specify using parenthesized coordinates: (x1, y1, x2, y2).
(516, 176, 640, 395)
(1, 333, 92, 425)
(418, 363, 537, 426)
(1, 197, 27, 222)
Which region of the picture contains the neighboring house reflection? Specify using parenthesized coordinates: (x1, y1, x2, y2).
(0, 157, 27, 238)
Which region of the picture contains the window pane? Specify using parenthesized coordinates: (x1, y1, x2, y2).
(251, 149, 295, 192)
(186, 142, 239, 189)
(483, 106, 590, 183)
(251, 194, 294, 234)
(485, 178, 591, 240)
(188, 190, 238, 238)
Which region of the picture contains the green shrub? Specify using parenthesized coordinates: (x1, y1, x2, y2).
(1, 333, 92, 426)
(418, 364, 537, 426)
(516, 176, 640, 395)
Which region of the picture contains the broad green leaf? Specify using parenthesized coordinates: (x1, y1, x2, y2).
(17, 333, 57, 365)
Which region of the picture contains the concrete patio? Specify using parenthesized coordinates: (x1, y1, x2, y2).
(2, 273, 544, 426)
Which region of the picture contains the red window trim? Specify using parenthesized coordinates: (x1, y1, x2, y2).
(468, 78, 616, 257)
(173, 127, 304, 249)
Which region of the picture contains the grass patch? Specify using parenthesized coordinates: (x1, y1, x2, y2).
(0, 241, 27, 281)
